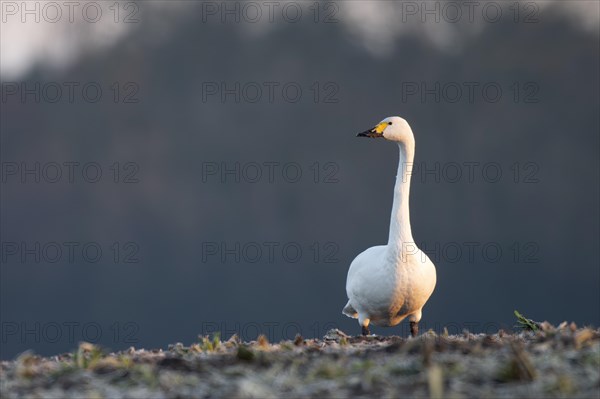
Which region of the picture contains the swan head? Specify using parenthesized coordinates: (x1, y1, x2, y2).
(357, 116, 414, 144)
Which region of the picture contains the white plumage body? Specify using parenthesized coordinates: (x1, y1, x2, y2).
(343, 245, 436, 327)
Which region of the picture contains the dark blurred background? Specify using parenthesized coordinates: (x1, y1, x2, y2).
(1, 1, 599, 359)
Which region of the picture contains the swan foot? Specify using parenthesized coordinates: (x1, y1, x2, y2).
(361, 326, 370, 336)
(410, 321, 418, 337)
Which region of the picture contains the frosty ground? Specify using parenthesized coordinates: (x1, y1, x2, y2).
(1, 321, 599, 398)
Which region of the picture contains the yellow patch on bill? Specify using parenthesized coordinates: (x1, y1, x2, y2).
(372, 122, 389, 134)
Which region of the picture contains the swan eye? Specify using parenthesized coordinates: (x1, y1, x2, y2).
(388, 122, 393, 125)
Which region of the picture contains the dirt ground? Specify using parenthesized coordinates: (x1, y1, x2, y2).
(1, 321, 599, 398)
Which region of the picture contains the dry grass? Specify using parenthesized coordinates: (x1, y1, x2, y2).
(1, 320, 599, 398)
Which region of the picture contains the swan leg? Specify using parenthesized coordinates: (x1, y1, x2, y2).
(409, 321, 418, 337)
(359, 315, 370, 336)
(409, 310, 422, 338)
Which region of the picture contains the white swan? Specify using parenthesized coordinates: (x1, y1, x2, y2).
(343, 116, 437, 337)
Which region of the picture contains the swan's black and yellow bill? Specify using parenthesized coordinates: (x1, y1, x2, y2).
(357, 121, 388, 138)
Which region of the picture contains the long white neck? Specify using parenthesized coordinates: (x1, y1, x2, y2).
(387, 140, 415, 259)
